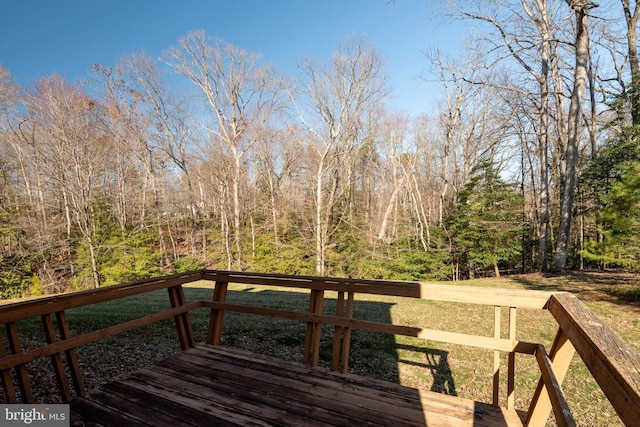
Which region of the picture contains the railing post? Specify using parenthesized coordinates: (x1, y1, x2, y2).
(55, 310, 86, 397)
(207, 275, 229, 345)
(303, 283, 324, 366)
(331, 291, 345, 371)
(507, 307, 517, 410)
(340, 292, 355, 373)
(330, 291, 355, 373)
(525, 328, 575, 426)
(0, 330, 17, 403)
(168, 285, 195, 350)
(41, 313, 72, 402)
(5, 322, 33, 403)
(493, 306, 501, 407)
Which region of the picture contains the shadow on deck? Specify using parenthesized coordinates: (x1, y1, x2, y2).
(71, 344, 524, 426)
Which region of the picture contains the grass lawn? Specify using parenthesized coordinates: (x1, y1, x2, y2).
(2, 270, 638, 426)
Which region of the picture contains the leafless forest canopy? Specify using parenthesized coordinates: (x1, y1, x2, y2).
(1, 1, 639, 295)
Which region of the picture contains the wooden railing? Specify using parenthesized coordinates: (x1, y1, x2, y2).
(0, 270, 638, 426)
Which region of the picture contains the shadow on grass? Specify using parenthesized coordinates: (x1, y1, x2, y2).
(510, 270, 640, 308)
(396, 343, 457, 396)
(187, 287, 456, 392)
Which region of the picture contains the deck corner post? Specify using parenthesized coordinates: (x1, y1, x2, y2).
(168, 285, 196, 350)
(339, 292, 355, 374)
(207, 278, 229, 345)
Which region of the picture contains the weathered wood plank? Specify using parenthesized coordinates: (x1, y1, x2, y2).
(0, 271, 203, 324)
(525, 328, 576, 426)
(534, 344, 576, 427)
(340, 291, 355, 373)
(202, 300, 536, 354)
(508, 307, 517, 410)
(548, 293, 640, 426)
(5, 322, 33, 403)
(493, 306, 501, 407)
(100, 381, 245, 427)
(331, 291, 345, 371)
(161, 351, 425, 425)
(200, 270, 552, 308)
(72, 344, 524, 427)
(41, 313, 72, 402)
(206, 277, 228, 345)
(194, 345, 425, 404)
(71, 394, 149, 426)
(186, 344, 524, 427)
(143, 360, 387, 426)
(129, 364, 339, 426)
(55, 310, 85, 396)
(167, 286, 192, 350)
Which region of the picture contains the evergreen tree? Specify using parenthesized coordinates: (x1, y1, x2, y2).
(582, 126, 640, 270)
(584, 159, 640, 270)
(447, 158, 525, 279)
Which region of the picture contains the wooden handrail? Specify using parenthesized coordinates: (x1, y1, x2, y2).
(548, 293, 640, 426)
(0, 302, 201, 371)
(201, 300, 538, 354)
(201, 270, 554, 308)
(0, 269, 637, 427)
(0, 271, 202, 323)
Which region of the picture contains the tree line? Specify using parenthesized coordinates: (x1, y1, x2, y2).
(1, 0, 639, 296)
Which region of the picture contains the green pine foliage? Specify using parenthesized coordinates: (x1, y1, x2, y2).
(99, 232, 163, 286)
(447, 159, 525, 279)
(72, 199, 163, 288)
(582, 126, 640, 270)
(584, 161, 640, 270)
(0, 226, 32, 298)
(173, 255, 204, 273)
(249, 234, 315, 276)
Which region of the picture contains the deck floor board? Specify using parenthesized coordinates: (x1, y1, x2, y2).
(71, 344, 524, 427)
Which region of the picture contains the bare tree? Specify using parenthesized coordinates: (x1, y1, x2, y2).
(446, 0, 563, 272)
(375, 111, 409, 243)
(290, 36, 387, 275)
(120, 51, 199, 258)
(621, 0, 640, 124)
(552, 0, 598, 271)
(163, 30, 282, 270)
(23, 75, 109, 288)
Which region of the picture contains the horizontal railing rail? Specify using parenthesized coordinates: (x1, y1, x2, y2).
(0, 269, 637, 427)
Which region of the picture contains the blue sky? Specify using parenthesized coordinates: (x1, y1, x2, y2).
(0, 1, 464, 116)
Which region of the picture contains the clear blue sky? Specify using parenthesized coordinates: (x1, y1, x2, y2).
(0, 0, 463, 116)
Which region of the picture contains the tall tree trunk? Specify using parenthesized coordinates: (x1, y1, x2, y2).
(377, 178, 403, 242)
(623, 0, 640, 124)
(537, 0, 551, 272)
(315, 165, 325, 275)
(233, 153, 242, 271)
(552, 1, 594, 272)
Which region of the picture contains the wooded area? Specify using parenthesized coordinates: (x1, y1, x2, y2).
(1, 0, 640, 296)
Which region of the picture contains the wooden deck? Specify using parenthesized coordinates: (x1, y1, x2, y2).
(4, 270, 639, 426)
(71, 344, 525, 427)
